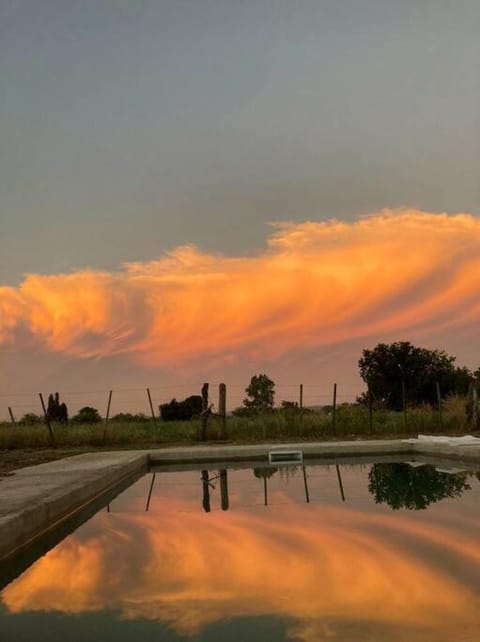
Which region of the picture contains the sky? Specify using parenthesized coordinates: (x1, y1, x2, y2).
(1, 1, 479, 414)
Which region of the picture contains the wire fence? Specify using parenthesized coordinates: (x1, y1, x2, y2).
(0, 381, 368, 423)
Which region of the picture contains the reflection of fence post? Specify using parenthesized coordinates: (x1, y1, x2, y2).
(332, 383, 337, 436)
(435, 381, 443, 430)
(299, 384, 303, 409)
(263, 476, 268, 506)
(8, 407, 16, 426)
(218, 383, 227, 439)
(220, 469, 229, 510)
(199, 383, 209, 441)
(146, 472, 156, 511)
(302, 466, 310, 503)
(39, 393, 55, 446)
(336, 464, 345, 501)
(103, 389, 113, 442)
(201, 470, 211, 512)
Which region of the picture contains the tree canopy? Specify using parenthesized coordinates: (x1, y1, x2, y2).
(242, 374, 275, 412)
(358, 341, 472, 410)
(71, 406, 101, 424)
(159, 395, 202, 421)
(47, 392, 68, 423)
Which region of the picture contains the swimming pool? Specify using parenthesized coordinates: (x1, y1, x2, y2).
(1, 461, 479, 641)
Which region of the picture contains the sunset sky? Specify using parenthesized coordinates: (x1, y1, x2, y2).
(1, 1, 479, 413)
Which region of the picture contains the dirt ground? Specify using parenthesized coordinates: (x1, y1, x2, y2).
(0, 449, 85, 477)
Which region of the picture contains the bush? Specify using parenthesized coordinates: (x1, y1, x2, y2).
(71, 406, 102, 424)
(160, 395, 202, 421)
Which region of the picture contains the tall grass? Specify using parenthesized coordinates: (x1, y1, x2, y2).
(0, 395, 471, 450)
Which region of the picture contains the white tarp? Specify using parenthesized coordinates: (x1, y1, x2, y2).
(402, 434, 480, 446)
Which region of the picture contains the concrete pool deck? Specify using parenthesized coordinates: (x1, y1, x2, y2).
(2, 438, 480, 561)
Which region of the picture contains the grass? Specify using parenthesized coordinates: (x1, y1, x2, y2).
(0, 395, 471, 453)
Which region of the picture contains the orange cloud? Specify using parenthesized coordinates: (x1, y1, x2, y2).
(2, 499, 480, 641)
(1, 210, 479, 367)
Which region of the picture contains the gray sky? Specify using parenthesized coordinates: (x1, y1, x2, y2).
(2, 0, 479, 285)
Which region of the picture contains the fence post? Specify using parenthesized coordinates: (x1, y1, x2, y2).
(8, 407, 16, 426)
(218, 383, 227, 439)
(332, 383, 337, 436)
(146, 388, 158, 435)
(299, 384, 303, 409)
(398, 367, 407, 430)
(473, 386, 479, 429)
(102, 390, 113, 442)
(39, 393, 55, 446)
(368, 386, 374, 434)
(435, 381, 443, 430)
(199, 383, 209, 441)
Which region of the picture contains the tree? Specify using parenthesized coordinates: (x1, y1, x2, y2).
(368, 463, 470, 510)
(46, 392, 68, 423)
(159, 395, 203, 421)
(358, 342, 471, 411)
(72, 406, 101, 424)
(243, 374, 275, 413)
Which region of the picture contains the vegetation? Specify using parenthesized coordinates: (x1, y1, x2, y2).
(2, 348, 478, 456)
(159, 395, 202, 421)
(47, 392, 68, 423)
(359, 342, 473, 410)
(71, 406, 102, 424)
(233, 373, 276, 416)
(0, 394, 472, 451)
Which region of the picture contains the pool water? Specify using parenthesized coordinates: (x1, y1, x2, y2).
(1, 461, 480, 641)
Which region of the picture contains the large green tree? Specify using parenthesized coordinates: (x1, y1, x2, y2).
(358, 341, 471, 410)
(243, 374, 275, 412)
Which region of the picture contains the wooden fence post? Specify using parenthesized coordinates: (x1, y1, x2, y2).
(473, 386, 479, 429)
(102, 390, 113, 442)
(8, 407, 16, 426)
(435, 381, 443, 430)
(146, 388, 158, 434)
(39, 393, 55, 446)
(332, 383, 337, 436)
(299, 384, 303, 409)
(368, 386, 374, 434)
(218, 383, 227, 439)
(199, 383, 209, 441)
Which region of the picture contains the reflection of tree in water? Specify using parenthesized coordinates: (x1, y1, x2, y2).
(253, 466, 299, 483)
(279, 465, 298, 483)
(368, 463, 471, 510)
(253, 467, 278, 479)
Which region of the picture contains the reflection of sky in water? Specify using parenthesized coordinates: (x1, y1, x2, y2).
(1, 463, 480, 641)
